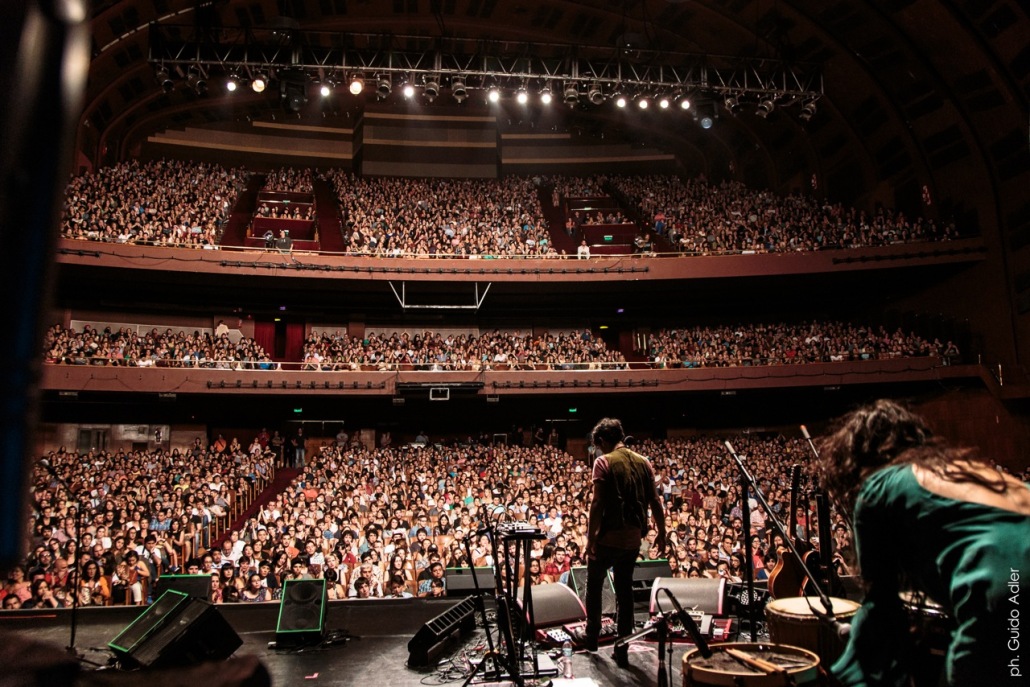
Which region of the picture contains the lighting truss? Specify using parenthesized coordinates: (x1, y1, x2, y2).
(149, 26, 823, 106)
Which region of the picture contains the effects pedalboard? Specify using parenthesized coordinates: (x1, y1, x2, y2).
(538, 614, 734, 647)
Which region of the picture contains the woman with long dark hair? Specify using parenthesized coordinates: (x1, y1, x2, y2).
(817, 399, 1030, 686)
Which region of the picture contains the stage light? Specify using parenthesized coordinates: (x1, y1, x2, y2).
(252, 71, 268, 93)
(487, 86, 500, 103)
(637, 97, 649, 110)
(225, 74, 239, 92)
(349, 74, 364, 95)
(516, 87, 528, 104)
(540, 84, 553, 105)
(700, 115, 714, 129)
(799, 100, 817, 122)
(376, 75, 391, 99)
(403, 83, 415, 98)
(658, 96, 670, 109)
(756, 97, 775, 118)
(424, 76, 440, 102)
(724, 94, 739, 112)
(187, 66, 207, 95)
(563, 83, 579, 105)
(451, 77, 467, 103)
(155, 64, 174, 93)
(615, 95, 627, 108)
(679, 97, 691, 110)
(320, 83, 332, 97)
(588, 84, 604, 105)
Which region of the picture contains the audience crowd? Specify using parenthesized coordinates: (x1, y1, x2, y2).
(40, 321, 958, 370)
(56, 161, 963, 258)
(262, 167, 315, 194)
(609, 175, 962, 254)
(641, 321, 960, 367)
(4, 435, 275, 609)
(299, 329, 627, 371)
(60, 159, 246, 247)
(4, 428, 864, 608)
(42, 324, 278, 370)
(325, 172, 557, 258)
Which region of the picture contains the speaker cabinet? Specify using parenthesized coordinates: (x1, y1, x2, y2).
(566, 566, 616, 615)
(445, 567, 495, 596)
(155, 574, 211, 601)
(649, 577, 727, 616)
(276, 578, 327, 647)
(407, 597, 477, 667)
(633, 559, 672, 587)
(517, 582, 586, 628)
(108, 590, 241, 668)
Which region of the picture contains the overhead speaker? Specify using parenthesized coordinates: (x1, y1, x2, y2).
(155, 574, 211, 601)
(649, 577, 727, 616)
(407, 596, 477, 667)
(517, 582, 586, 628)
(445, 567, 495, 596)
(276, 578, 327, 648)
(566, 566, 616, 616)
(108, 590, 241, 669)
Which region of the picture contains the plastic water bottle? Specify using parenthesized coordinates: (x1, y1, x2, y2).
(561, 640, 574, 679)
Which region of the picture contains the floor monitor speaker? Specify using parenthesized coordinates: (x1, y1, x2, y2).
(154, 574, 211, 601)
(407, 596, 477, 667)
(649, 577, 727, 616)
(565, 566, 616, 616)
(517, 582, 586, 628)
(444, 566, 495, 596)
(276, 578, 327, 647)
(108, 590, 241, 668)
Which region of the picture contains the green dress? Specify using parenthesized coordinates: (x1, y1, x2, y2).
(832, 464, 1030, 686)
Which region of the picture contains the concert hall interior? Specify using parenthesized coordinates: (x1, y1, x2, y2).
(1, 2, 1029, 687)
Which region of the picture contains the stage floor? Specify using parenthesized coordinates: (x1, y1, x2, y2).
(0, 598, 735, 687)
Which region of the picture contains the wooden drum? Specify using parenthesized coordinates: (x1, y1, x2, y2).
(683, 642, 820, 686)
(765, 596, 859, 668)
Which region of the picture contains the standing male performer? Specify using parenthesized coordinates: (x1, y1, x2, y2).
(584, 418, 666, 667)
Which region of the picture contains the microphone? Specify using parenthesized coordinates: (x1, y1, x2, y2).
(811, 600, 851, 640)
(660, 587, 712, 658)
(724, 441, 737, 457)
(800, 424, 821, 462)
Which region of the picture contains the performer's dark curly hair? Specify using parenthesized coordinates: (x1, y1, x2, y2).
(817, 399, 1002, 513)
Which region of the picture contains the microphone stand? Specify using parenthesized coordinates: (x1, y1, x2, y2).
(614, 613, 671, 687)
(723, 442, 838, 625)
(738, 466, 757, 641)
(39, 459, 84, 658)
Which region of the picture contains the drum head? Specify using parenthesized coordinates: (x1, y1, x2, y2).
(766, 596, 859, 618)
(683, 642, 820, 686)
